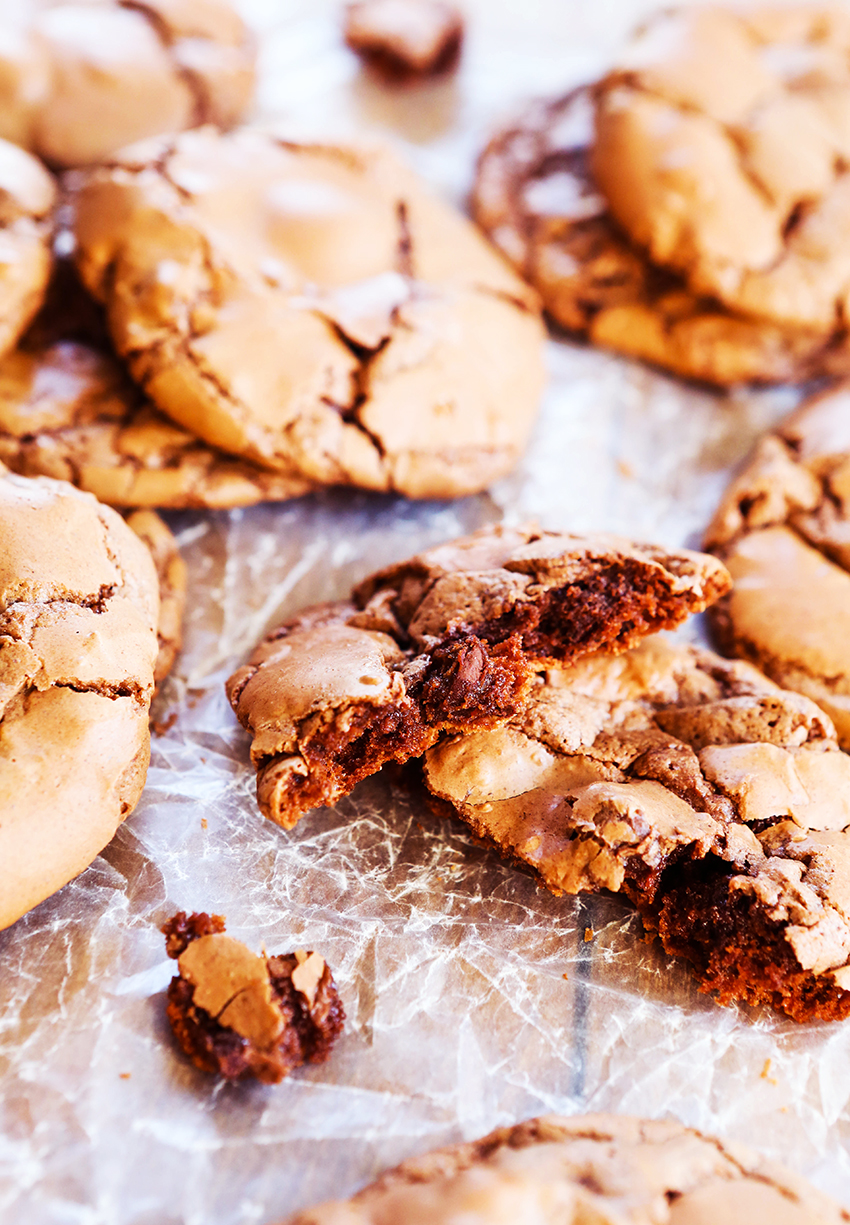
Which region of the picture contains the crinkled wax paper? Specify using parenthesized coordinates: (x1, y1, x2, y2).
(2, 0, 849, 1221)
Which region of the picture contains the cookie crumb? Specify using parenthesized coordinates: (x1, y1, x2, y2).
(161, 912, 344, 1083)
(344, 0, 463, 80)
(584, 927, 594, 942)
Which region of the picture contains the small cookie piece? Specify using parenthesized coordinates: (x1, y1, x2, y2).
(72, 128, 545, 499)
(344, 0, 463, 81)
(472, 87, 850, 385)
(0, 467, 160, 930)
(226, 523, 730, 830)
(0, 139, 55, 363)
(706, 383, 850, 748)
(592, 7, 850, 333)
(280, 1113, 850, 1224)
(0, 0, 255, 168)
(162, 911, 345, 1083)
(125, 509, 186, 685)
(425, 635, 850, 1020)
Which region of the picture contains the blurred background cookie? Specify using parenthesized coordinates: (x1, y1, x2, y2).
(0, 0, 255, 167)
(281, 1112, 850, 1223)
(344, 0, 464, 81)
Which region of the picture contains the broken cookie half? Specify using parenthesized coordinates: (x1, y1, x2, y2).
(424, 635, 850, 1021)
(226, 523, 730, 831)
(162, 911, 344, 1083)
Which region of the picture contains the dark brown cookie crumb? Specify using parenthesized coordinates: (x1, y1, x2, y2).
(162, 911, 345, 1083)
(344, 0, 463, 80)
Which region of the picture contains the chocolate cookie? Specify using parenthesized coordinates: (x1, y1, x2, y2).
(226, 524, 730, 831)
(706, 383, 850, 749)
(344, 0, 463, 80)
(593, 7, 850, 334)
(0, 336, 318, 509)
(72, 128, 545, 499)
(0, 140, 56, 363)
(280, 1112, 850, 1223)
(0, 467, 160, 930)
(472, 86, 850, 385)
(162, 911, 344, 1083)
(0, 0, 255, 168)
(425, 635, 850, 1020)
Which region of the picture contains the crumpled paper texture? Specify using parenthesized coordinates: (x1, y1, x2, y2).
(1, 0, 848, 1221)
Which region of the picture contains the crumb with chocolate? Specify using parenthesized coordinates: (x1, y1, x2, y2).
(344, 0, 463, 81)
(162, 912, 345, 1083)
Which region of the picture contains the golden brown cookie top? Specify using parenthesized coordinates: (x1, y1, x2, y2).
(592, 6, 850, 331)
(0, 0, 255, 167)
(472, 85, 850, 386)
(281, 1113, 849, 1224)
(0, 468, 160, 929)
(72, 128, 545, 499)
(706, 383, 850, 746)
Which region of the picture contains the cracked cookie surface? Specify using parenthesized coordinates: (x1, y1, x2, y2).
(72, 127, 546, 498)
(472, 86, 850, 385)
(0, 467, 160, 929)
(226, 523, 730, 831)
(280, 1112, 850, 1223)
(162, 911, 345, 1084)
(706, 383, 850, 750)
(0, 0, 255, 168)
(0, 319, 318, 509)
(424, 635, 850, 1020)
(593, 6, 850, 335)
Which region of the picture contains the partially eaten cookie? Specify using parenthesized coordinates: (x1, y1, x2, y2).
(226, 523, 730, 830)
(163, 911, 345, 1083)
(424, 635, 850, 1021)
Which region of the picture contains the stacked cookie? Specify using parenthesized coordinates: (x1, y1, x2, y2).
(473, 6, 850, 385)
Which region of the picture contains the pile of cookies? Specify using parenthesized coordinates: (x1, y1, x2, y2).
(8, 0, 850, 1219)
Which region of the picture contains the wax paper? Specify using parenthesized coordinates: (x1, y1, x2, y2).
(2, 0, 849, 1221)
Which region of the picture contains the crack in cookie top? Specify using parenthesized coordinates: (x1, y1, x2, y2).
(71, 128, 546, 499)
(592, 6, 850, 332)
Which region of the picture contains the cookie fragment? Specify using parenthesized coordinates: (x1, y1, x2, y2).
(72, 128, 545, 499)
(472, 86, 850, 385)
(344, 0, 463, 80)
(706, 383, 850, 748)
(0, 467, 160, 930)
(279, 1112, 850, 1223)
(0, 0, 255, 168)
(424, 634, 850, 1020)
(226, 523, 730, 831)
(162, 911, 345, 1083)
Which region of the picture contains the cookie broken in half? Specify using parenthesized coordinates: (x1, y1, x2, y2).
(226, 523, 730, 831)
(424, 635, 850, 1021)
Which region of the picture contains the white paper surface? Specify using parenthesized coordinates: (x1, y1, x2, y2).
(2, 1, 848, 1222)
